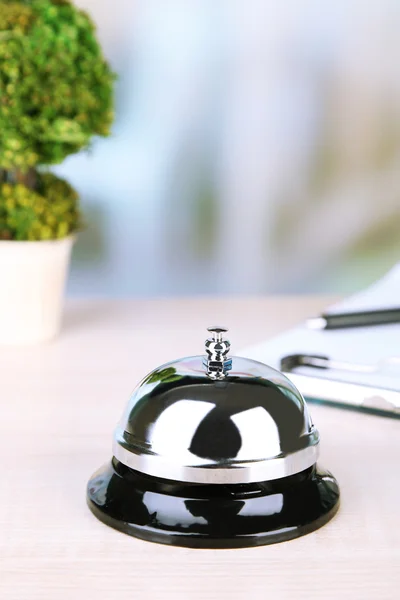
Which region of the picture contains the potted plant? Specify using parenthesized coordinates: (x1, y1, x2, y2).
(0, 0, 114, 344)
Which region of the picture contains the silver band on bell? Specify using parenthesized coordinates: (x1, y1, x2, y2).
(112, 430, 320, 485)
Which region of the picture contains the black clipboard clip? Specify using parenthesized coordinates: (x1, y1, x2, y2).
(280, 353, 400, 418)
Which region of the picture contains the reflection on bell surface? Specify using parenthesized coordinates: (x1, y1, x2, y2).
(87, 326, 340, 548)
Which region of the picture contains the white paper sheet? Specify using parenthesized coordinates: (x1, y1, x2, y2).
(240, 263, 400, 391)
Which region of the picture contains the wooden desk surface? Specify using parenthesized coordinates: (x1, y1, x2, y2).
(1, 297, 399, 600)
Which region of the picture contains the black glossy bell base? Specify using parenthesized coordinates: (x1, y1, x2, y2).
(87, 459, 340, 549)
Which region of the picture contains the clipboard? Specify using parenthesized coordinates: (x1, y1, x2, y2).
(240, 264, 400, 417)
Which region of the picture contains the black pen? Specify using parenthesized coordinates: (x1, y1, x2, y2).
(307, 307, 400, 330)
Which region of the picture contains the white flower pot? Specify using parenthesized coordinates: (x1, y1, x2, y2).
(0, 236, 75, 345)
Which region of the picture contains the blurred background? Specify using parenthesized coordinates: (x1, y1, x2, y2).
(56, 0, 400, 297)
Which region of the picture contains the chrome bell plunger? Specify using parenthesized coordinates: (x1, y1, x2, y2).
(87, 327, 340, 548)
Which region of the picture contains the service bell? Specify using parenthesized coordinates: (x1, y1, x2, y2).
(87, 326, 339, 548)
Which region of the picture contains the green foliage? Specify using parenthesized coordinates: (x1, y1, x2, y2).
(0, 2, 35, 32)
(143, 367, 181, 385)
(0, 0, 114, 240)
(0, 0, 115, 169)
(0, 172, 79, 240)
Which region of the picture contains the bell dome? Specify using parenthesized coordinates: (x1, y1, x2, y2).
(113, 354, 320, 484)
